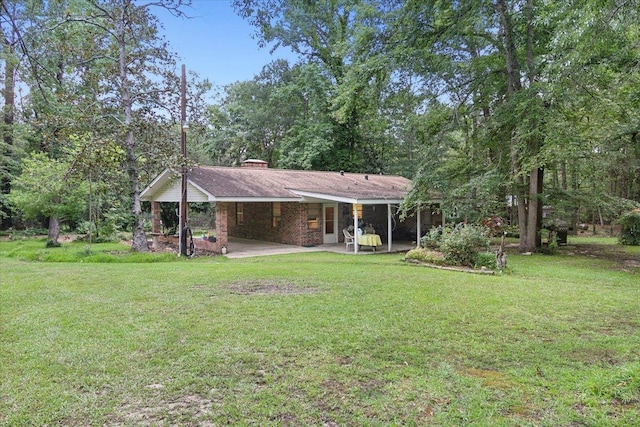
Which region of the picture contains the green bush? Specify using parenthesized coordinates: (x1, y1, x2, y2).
(420, 226, 445, 250)
(473, 252, 496, 270)
(617, 209, 640, 246)
(540, 237, 559, 255)
(439, 224, 491, 267)
(405, 247, 447, 265)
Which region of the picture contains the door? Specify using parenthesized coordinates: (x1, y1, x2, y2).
(323, 204, 338, 244)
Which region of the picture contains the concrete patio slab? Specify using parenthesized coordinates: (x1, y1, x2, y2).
(224, 237, 415, 259)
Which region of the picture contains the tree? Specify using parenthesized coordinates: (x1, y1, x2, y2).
(62, 0, 191, 251)
(0, 0, 26, 229)
(8, 153, 88, 246)
(204, 60, 298, 166)
(234, 0, 394, 172)
(397, 0, 639, 251)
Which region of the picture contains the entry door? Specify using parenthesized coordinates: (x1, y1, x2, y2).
(323, 204, 338, 244)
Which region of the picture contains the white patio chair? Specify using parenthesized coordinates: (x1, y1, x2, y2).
(342, 229, 354, 251)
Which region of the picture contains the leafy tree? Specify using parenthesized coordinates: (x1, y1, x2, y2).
(50, 0, 202, 251)
(398, 0, 639, 251)
(8, 153, 88, 246)
(618, 209, 640, 246)
(204, 60, 297, 166)
(234, 0, 394, 172)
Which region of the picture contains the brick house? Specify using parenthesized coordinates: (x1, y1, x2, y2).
(141, 160, 442, 254)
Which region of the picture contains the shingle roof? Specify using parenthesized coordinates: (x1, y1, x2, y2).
(141, 166, 415, 203)
(188, 166, 412, 202)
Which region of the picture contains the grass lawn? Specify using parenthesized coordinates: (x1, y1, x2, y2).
(1, 236, 638, 426)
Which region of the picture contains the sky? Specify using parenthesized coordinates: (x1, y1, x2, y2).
(156, 0, 297, 88)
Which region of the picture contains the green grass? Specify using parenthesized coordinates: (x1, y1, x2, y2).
(1, 237, 638, 426)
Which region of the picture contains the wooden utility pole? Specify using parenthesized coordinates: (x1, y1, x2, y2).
(179, 64, 188, 256)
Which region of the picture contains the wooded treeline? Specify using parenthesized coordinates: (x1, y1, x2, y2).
(2, 0, 639, 252)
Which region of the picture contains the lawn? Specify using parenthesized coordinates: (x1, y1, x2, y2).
(1, 237, 638, 426)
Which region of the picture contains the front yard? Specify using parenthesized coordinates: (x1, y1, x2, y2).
(0, 236, 638, 426)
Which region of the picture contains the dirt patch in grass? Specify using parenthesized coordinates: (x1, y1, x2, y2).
(464, 368, 514, 390)
(226, 279, 319, 295)
(114, 393, 218, 426)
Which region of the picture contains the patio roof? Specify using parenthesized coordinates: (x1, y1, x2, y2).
(141, 166, 416, 204)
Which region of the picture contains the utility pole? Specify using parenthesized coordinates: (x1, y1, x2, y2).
(179, 64, 188, 256)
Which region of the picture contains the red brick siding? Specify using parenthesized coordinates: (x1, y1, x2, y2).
(227, 202, 323, 246)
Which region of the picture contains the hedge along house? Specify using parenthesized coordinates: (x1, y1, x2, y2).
(141, 159, 443, 254)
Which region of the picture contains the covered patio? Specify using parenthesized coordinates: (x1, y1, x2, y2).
(220, 237, 416, 259)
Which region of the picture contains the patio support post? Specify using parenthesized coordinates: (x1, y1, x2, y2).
(353, 204, 359, 254)
(151, 202, 161, 235)
(387, 204, 392, 252)
(215, 202, 228, 252)
(416, 205, 421, 248)
(151, 201, 161, 250)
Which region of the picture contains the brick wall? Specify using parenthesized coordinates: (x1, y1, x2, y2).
(227, 202, 323, 247)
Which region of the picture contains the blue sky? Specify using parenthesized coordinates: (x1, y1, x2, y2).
(156, 0, 297, 87)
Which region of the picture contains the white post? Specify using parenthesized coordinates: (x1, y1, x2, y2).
(387, 204, 392, 252)
(416, 205, 421, 248)
(353, 203, 359, 254)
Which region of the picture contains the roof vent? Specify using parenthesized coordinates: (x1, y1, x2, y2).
(365, 175, 369, 180)
(241, 159, 268, 168)
(340, 170, 344, 176)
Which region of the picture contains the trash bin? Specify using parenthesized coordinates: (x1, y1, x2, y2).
(556, 226, 568, 245)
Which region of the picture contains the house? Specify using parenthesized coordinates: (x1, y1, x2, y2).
(140, 160, 442, 254)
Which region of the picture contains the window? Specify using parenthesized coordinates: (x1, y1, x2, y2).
(352, 203, 363, 219)
(236, 202, 244, 225)
(307, 203, 321, 230)
(272, 202, 281, 228)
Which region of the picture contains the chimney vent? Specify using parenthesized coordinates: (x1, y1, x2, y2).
(241, 159, 268, 168)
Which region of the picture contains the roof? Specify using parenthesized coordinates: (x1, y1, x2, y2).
(141, 166, 419, 204)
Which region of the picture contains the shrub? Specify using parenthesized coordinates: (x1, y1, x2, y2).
(503, 224, 519, 238)
(474, 252, 496, 270)
(405, 247, 447, 265)
(76, 221, 97, 235)
(540, 237, 559, 255)
(617, 209, 640, 246)
(421, 226, 445, 250)
(439, 224, 491, 267)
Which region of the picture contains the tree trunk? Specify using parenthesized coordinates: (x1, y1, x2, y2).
(496, 0, 523, 94)
(535, 167, 544, 248)
(516, 181, 529, 252)
(571, 164, 580, 232)
(1, 38, 15, 229)
(118, 6, 148, 252)
(46, 216, 60, 247)
(525, 168, 539, 252)
(636, 144, 640, 202)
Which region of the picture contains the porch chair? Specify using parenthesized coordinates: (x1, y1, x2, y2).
(343, 228, 354, 251)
